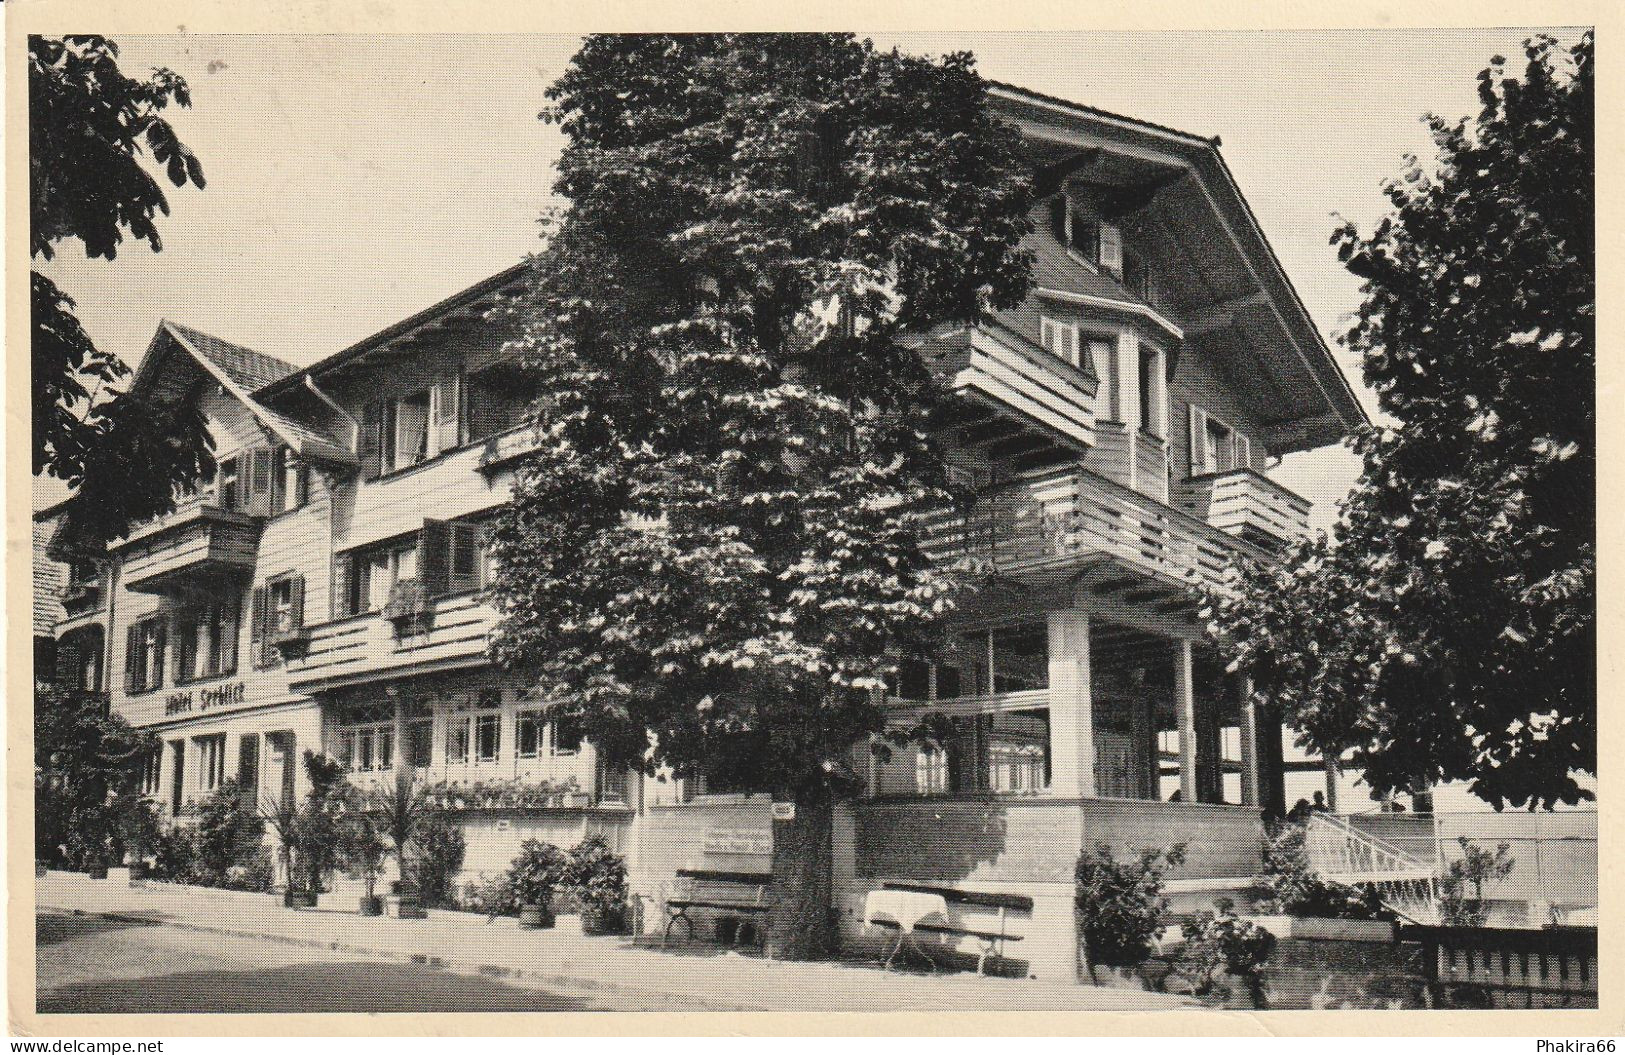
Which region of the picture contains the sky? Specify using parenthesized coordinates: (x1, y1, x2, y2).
(37, 28, 1583, 518)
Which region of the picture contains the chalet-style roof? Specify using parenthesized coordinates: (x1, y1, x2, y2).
(254, 261, 531, 400)
(987, 81, 1219, 148)
(133, 321, 357, 466)
(164, 321, 299, 391)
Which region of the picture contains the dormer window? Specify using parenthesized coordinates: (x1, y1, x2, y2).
(1040, 316, 1080, 367)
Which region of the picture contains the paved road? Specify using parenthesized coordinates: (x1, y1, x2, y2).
(35, 910, 720, 1013)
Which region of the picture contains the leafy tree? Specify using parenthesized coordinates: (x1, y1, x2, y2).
(1207, 34, 1593, 810)
(1439, 837, 1515, 926)
(488, 33, 1033, 959)
(34, 683, 157, 868)
(30, 35, 212, 547)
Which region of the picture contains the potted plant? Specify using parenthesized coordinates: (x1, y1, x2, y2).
(564, 835, 630, 935)
(339, 796, 390, 916)
(1176, 898, 1278, 1009)
(506, 839, 567, 929)
(259, 793, 309, 907)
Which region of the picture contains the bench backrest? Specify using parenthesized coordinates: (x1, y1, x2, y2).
(676, 868, 772, 905)
(881, 881, 1033, 914)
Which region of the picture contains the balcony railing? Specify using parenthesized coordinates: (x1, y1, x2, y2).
(1174, 468, 1312, 549)
(925, 464, 1273, 594)
(117, 495, 264, 595)
(286, 591, 497, 691)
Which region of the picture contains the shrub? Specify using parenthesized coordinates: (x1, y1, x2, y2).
(296, 751, 351, 893)
(222, 846, 276, 892)
(466, 873, 518, 917)
(1439, 837, 1514, 926)
(1253, 821, 1387, 920)
(564, 835, 629, 934)
(150, 825, 200, 882)
(194, 780, 266, 882)
(506, 839, 568, 910)
(338, 800, 390, 900)
(408, 808, 466, 908)
(1178, 897, 1277, 1008)
(1075, 842, 1186, 978)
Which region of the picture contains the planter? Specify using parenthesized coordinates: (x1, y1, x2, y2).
(283, 890, 318, 909)
(358, 895, 384, 917)
(518, 904, 555, 930)
(86, 863, 108, 880)
(582, 908, 628, 937)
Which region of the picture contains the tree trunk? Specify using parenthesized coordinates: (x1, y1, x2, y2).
(767, 797, 835, 960)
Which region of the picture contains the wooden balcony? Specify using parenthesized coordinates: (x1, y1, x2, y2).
(917, 325, 1098, 471)
(1087, 421, 1170, 504)
(925, 464, 1274, 596)
(285, 591, 497, 692)
(118, 498, 263, 595)
(1174, 468, 1312, 549)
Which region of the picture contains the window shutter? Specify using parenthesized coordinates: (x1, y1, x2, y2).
(448, 523, 480, 594)
(435, 371, 461, 455)
(220, 596, 239, 674)
(247, 448, 275, 517)
(1040, 318, 1055, 356)
(151, 622, 166, 689)
(419, 519, 451, 597)
(237, 735, 259, 811)
(270, 447, 287, 512)
(250, 586, 269, 667)
(1237, 434, 1252, 472)
(123, 624, 139, 693)
(360, 401, 383, 480)
(1063, 326, 1079, 367)
(1099, 223, 1123, 277)
(331, 552, 353, 620)
(1188, 404, 1209, 476)
(289, 576, 306, 629)
(1049, 195, 1068, 244)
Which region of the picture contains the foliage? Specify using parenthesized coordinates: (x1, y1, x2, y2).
(192, 780, 265, 882)
(1206, 34, 1594, 810)
(420, 777, 581, 810)
(221, 846, 276, 892)
(1439, 837, 1515, 926)
(504, 839, 569, 911)
(338, 797, 390, 899)
(295, 751, 351, 894)
(368, 771, 429, 874)
(258, 790, 303, 892)
(34, 683, 157, 868)
(485, 33, 1035, 812)
(406, 808, 466, 909)
(1252, 822, 1388, 920)
(1074, 842, 1187, 975)
(563, 835, 630, 932)
(462, 874, 518, 918)
(1178, 897, 1277, 1008)
(30, 35, 213, 543)
(111, 793, 163, 864)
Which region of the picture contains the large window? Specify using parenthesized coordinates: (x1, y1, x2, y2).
(123, 617, 167, 693)
(174, 596, 240, 684)
(195, 734, 227, 794)
(338, 722, 395, 774)
(140, 747, 163, 797)
(391, 390, 432, 471)
(336, 520, 487, 619)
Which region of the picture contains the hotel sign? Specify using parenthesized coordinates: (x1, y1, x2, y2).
(164, 682, 246, 716)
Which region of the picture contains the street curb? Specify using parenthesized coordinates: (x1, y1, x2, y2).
(42, 904, 766, 1012)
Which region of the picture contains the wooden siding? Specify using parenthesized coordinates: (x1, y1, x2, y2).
(952, 327, 1096, 450)
(925, 464, 1272, 594)
(120, 505, 262, 593)
(1174, 468, 1311, 548)
(285, 591, 496, 691)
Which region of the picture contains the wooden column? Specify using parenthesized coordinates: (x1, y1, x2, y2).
(1047, 610, 1096, 798)
(1175, 639, 1196, 803)
(1238, 676, 1259, 808)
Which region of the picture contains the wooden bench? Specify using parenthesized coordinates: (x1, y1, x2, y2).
(873, 881, 1033, 975)
(661, 868, 773, 947)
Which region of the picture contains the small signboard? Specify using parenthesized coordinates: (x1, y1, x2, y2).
(703, 827, 772, 855)
(771, 801, 796, 822)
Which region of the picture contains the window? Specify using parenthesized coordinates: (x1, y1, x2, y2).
(339, 721, 395, 774)
(272, 446, 309, 514)
(1138, 343, 1167, 439)
(339, 538, 418, 617)
(405, 719, 433, 768)
(516, 709, 544, 759)
(141, 748, 163, 797)
(1098, 223, 1123, 278)
(175, 596, 240, 683)
(392, 390, 432, 470)
(252, 577, 304, 669)
(196, 734, 227, 794)
(123, 617, 167, 693)
(445, 716, 470, 764)
(270, 578, 301, 635)
(916, 743, 949, 794)
(1040, 317, 1080, 367)
(474, 713, 501, 763)
(338, 520, 486, 618)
